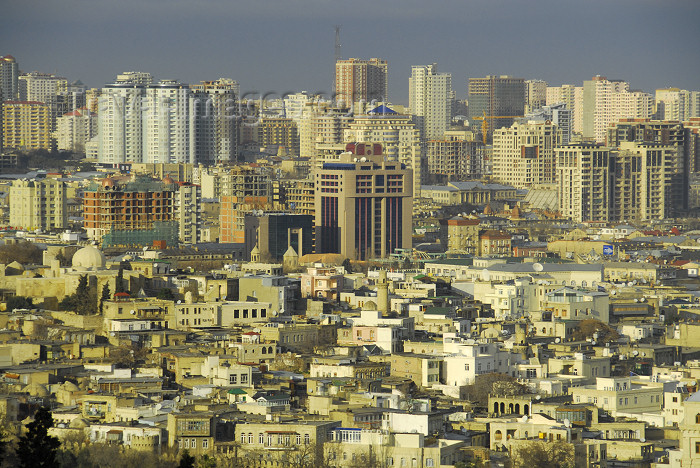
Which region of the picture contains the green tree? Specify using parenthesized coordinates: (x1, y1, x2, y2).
(178, 450, 196, 468)
(6, 296, 33, 312)
(510, 440, 574, 468)
(100, 283, 111, 314)
(16, 407, 61, 468)
(157, 288, 175, 300)
(464, 372, 527, 406)
(196, 454, 217, 468)
(59, 275, 97, 315)
(115, 267, 127, 294)
(342, 258, 353, 273)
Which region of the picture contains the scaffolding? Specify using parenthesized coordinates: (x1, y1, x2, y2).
(102, 221, 178, 248)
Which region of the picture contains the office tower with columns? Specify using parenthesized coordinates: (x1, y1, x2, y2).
(335, 58, 388, 107)
(409, 63, 453, 141)
(314, 146, 412, 260)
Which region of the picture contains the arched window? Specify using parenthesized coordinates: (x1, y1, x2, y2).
(696, 413, 700, 424)
(494, 402, 499, 414)
(494, 430, 502, 441)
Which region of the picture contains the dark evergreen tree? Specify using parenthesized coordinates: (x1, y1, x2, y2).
(6, 296, 33, 312)
(178, 449, 195, 468)
(100, 284, 111, 314)
(115, 268, 126, 294)
(16, 407, 61, 468)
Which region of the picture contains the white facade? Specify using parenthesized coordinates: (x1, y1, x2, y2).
(443, 342, 520, 386)
(525, 79, 547, 114)
(98, 83, 146, 163)
(54, 108, 97, 151)
(409, 64, 452, 141)
(144, 80, 192, 164)
(582, 76, 653, 142)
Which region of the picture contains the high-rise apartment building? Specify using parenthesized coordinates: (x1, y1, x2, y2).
(426, 131, 484, 182)
(18, 72, 68, 104)
(557, 141, 674, 223)
(344, 106, 421, 196)
(98, 83, 146, 163)
(256, 117, 299, 155)
(655, 88, 700, 121)
(143, 80, 193, 164)
(9, 178, 67, 231)
(99, 79, 239, 165)
(525, 79, 547, 114)
(335, 58, 388, 107)
(83, 175, 183, 246)
(582, 76, 653, 143)
(0, 55, 19, 101)
(409, 64, 452, 141)
(299, 110, 352, 162)
(173, 181, 201, 245)
(2, 101, 51, 150)
(115, 71, 154, 86)
(546, 84, 584, 134)
(556, 143, 614, 223)
(492, 121, 559, 189)
(219, 167, 274, 244)
(607, 119, 687, 213)
(468, 75, 525, 140)
(54, 107, 97, 152)
(190, 78, 239, 164)
(314, 148, 412, 260)
(526, 103, 572, 144)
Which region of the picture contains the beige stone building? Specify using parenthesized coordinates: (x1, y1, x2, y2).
(9, 178, 67, 231)
(492, 121, 559, 188)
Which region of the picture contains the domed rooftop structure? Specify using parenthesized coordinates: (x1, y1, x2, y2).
(480, 327, 500, 340)
(72, 245, 106, 270)
(69, 417, 90, 429)
(162, 176, 175, 185)
(363, 300, 377, 311)
(101, 177, 116, 188)
(23, 382, 49, 397)
(61, 381, 80, 392)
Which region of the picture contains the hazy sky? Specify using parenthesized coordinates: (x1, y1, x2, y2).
(3, 0, 700, 105)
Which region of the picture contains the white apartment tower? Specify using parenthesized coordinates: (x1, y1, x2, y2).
(409, 64, 453, 142)
(582, 76, 653, 143)
(492, 120, 559, 189)
(546, 84, 584, 134)
(98, 83, 146, 163)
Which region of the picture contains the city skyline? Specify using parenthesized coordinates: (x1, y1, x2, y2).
(3, 0, 699, 104)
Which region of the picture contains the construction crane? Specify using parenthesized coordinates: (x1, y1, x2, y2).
(471, 111, 522, 145)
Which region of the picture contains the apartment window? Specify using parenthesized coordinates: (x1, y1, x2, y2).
(696, 442, 700, 454)
(230, 375, 237, 384)
(304, 434, 310, 444)
(426, 459, 434, 467)
(259, 433, 264, 444)
(202, 439, 208, 449)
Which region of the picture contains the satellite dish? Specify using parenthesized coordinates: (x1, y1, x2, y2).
(177, 300, 181, 304)
(482, 269, 491, 281)
(633, 350, 639, 356)
(533, 263, 544, 272)
(520, 415, 528, 423)
(155, 403, 162, 410)
(564, 418, 571, 428)
(691, 381, 697, 386)
(174, 396, 180, 402)
(536, 395, 541, 400)
(555, 338, 561, 343)
(640, 438, 646, 443)
(130, 310, 136, 315)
